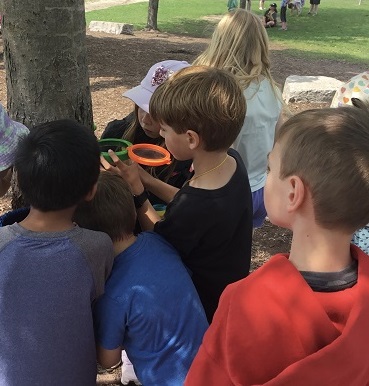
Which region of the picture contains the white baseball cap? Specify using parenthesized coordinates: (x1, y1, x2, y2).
(0, 103, 29, 172)
(123, 60, 190, 113)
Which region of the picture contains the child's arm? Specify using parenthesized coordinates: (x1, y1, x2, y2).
(0, 167, 12, 197)
(101, 151, 161, 231)
(96, 345, 122, 370)
(138, 166, 179, 204)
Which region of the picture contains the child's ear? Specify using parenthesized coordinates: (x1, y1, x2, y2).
(286, 176, 305, 213)
(84, 182, 98, 202)
(186, 130, 200, 150)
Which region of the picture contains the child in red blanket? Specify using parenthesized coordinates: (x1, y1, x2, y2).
(185, 105, 369, 385)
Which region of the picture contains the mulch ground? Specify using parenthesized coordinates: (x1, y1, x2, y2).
(0, 27, 367, 385)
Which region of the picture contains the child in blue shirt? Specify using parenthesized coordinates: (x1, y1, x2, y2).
(74, 171, 208, 386)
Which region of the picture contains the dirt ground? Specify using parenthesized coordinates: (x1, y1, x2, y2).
(0, 18, 367, 386)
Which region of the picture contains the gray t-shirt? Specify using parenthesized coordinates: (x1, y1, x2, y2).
(0, 223, 114, 385)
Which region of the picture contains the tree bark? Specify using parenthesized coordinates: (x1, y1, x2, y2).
(146, 0, 159, 31)
(240, 0, 247, 8)
(2, 0, 93, 208)
(2, 0, 93, 129)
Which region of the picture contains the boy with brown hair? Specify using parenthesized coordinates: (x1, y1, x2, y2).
(102, 65, 253, 323)
(74, 171, 208, 386)
(185, 106, 369, 385)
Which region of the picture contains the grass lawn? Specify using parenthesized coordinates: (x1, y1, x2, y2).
(85, 0, 369, 64)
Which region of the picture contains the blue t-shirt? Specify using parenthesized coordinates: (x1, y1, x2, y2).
(0, 223, 114, 385)
(94, 232, 208, 386)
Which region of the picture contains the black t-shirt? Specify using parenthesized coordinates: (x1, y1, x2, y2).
(101, 113, 192, 203)
(154, 149, 253, 322)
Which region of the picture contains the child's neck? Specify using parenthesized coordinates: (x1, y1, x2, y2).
(20, 206, 76, 232)
(289, 221, 353, 272)
(189, 150, 235, 189)
(113, 234, 137, 256)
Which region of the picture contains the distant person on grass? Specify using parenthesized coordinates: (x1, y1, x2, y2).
(308, 0, 320, 15)
(263, 3, 278, 27)
(280, 0, 291, 29)
(74, 171, 208, 386)
(0, 120, 114, 385)
(185, 106, 369, 385)
(102, 66, 253, 323)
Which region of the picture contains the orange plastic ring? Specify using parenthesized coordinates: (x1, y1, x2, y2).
(127, 144, 172, 167)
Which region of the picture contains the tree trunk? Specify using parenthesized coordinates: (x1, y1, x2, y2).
(146, 0, 159, 31)
(2, 0, 93, 129)
(2, 0, 93, 208)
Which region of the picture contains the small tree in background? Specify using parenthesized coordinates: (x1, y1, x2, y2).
(146, 0, 159, 31)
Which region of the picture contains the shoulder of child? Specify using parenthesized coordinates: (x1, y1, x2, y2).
(101, 112, 134, 139)
(73, 227, 115, 297)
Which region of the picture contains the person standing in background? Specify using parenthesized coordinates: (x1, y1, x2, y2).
(280, 0, 290, 30)
(193, 10, 283, 228)
(308, 0, 320, 15)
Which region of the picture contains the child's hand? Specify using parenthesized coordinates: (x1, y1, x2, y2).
(100, 150, 144, 195)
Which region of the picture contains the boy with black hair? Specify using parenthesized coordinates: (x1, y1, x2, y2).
(74, 171, 208, 386)
(0, 120, 114, 385)
(185, 106, 369, 385)
(102, 65, 253, 323)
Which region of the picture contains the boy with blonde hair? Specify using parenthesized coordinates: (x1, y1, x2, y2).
(185, 106, 369, 385)
(102, 66, 253, 323)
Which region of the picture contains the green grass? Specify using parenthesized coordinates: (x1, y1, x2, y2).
(262, 0, 369, 63)
(85, 0, 369, 63)
(85, 0, 226, 37)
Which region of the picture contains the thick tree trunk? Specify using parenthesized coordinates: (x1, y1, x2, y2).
(146, 0, 159, 31)
(240, 0, 247, 8)
(2, 0, 93, 208)
(2, 0, 93, 129)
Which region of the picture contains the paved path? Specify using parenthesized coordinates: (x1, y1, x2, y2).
(85, 0, 148, 12)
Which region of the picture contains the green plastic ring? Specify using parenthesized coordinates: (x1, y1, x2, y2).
(99, 138, 132, 164)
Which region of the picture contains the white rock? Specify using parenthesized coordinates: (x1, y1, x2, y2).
(282, 75, 343, 104)
(89, 21, 134, 35)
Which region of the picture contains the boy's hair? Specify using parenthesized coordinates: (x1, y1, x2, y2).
(275, 106, 369, 233)
(193, 10, 276, 90)
(74, 171, 136, 242)
(150, 65, 246, 152)
(15, 119, 100, 211)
